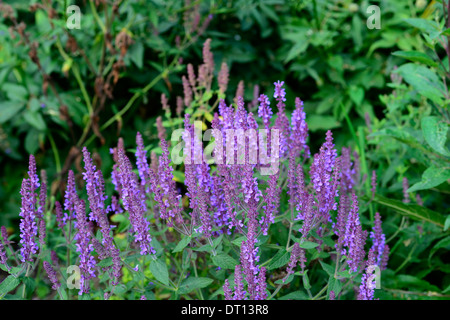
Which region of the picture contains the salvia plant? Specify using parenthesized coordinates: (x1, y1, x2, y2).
(0, 68, 390, 299)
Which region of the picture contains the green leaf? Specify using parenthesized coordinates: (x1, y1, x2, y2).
(97, 257, 113, 268)
(0, 101, 25, 123)
(178, 277, 213, 295)
(407, 166, 450, 192)
(278, 290, 309, 300)
(302, 270, 311, 290)
(392, 51, 437, 67)
(275, 274, 294, 285)
(25, 129, 40, 155)
(371, 194, 446, 228)
(2, 83, 28, 102)
(421, 116, 450, 157)
(429, 236, 450, 261)
(149, 258, 169, 286)
(395, 63, 445, 104)
(404, 18, 440, 38)
(299, 241, 319, 250)
(172, 236, 191, 253)
(23, 111, 47, 131)
(319, 261, 335, 276)
(267, 249, 290, 270)
(211, 253, 238, 270)
(0, 275, 21, 296)
(349, 86, 364, 106)
(444, 216, 450, 232)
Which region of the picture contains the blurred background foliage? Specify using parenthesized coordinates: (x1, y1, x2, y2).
(0, 0, 449, 299)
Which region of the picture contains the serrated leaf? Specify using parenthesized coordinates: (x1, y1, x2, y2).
(421, 116, 450, 157)
(267, 249, 290, 270)
(372, 194, 445, 228)
(392, 51, 437, 67)
(319, 261, 335, 276)
(408, 166, 450, 192)
(278, 290, 308, 300)
(212, 253, 238, 270)
(97, 257, 113, 268)
(149, 258, 169, 286)
(0, 275, 21, 296)
(178, 277, 213, 295)
(172, 236, 191, 253)
(299, 241, 319, 249)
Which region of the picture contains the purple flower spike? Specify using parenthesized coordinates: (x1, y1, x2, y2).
(74, 199, 96, 295)
(64, 170, 78, 223)
(19, 166, 39, 263)
(43, 261, 60, 290)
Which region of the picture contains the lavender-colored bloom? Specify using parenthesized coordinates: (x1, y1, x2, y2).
(198, 185, 212, 238)
(290, 97, 309, 158)
(37, 179, 47, 219)
(38, 219, 46, 249)
(343, 194, 366, 272)
(176, 96, 184, 116)
(284, 242, 301, 281)
(64, 170, 78, 223)
(54, 201, 65, 229)
(43, 261, 60, 290)
(358, 248, 377, 300)
(82, 147, 102, 223)
(135, 132, 151, 190)
(110, 246, 122, 285)
(370, 212, 386, 266)
(156, 116, 166, 141)
(140, 295, 147, 300)
(235, 80, 244, 103)
(1, 226, 10, 245)
(117, 147, 155, 255)
(260, 173, 279, 235)
(233, 265, 246, 300)
(416, 194, 423, 206)
(187, 63, 196, 88)
(161, 93, 170, 113)
(182, 75, 192, 107)
(51, 250, 59, 267)
(340, 147, 354, 193)
(218, 62, 229, 93)
(74, 199, 96, 295)
(380, 244, 390, 270)
(296, 193, 315, 237)
(19, 178, 39, 263)
(257, 94, 272, 129)
(255, 267, 267, 300)
(0, 240, 9, 271)
(309, 131, 339, 221)
(223, 279, 233, 300)
(273, 80, 286, 102)
(329, 291, 335, 300)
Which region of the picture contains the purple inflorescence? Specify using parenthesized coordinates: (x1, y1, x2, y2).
(19, 155, 40, 263)
(117, 146, 155, 256)
(43, 261, 60, 290)
(74, 199, 96, 295)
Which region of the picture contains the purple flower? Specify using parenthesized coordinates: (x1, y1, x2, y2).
(260, 172, 279, 235)
(290, 97, 309, 158)
(402, 177, 410, 203)
(257, 94, 272, 129)
(19, 156, 40, 263)
(0, 240, 9, 271)
(38, 219, 46, 249)
(343, 194, 367, 272)
(273, 80, 286, 102)
(284, 242, 302, 281)
(117, 147, 155, 255)
(223, 279, 233, 300)
(64, 170, 78, 223)
(233, 265, 246, 300)
(43, 261, 60, 290)
(74, 199, 96, 295)
(370, 212, 387, 267)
